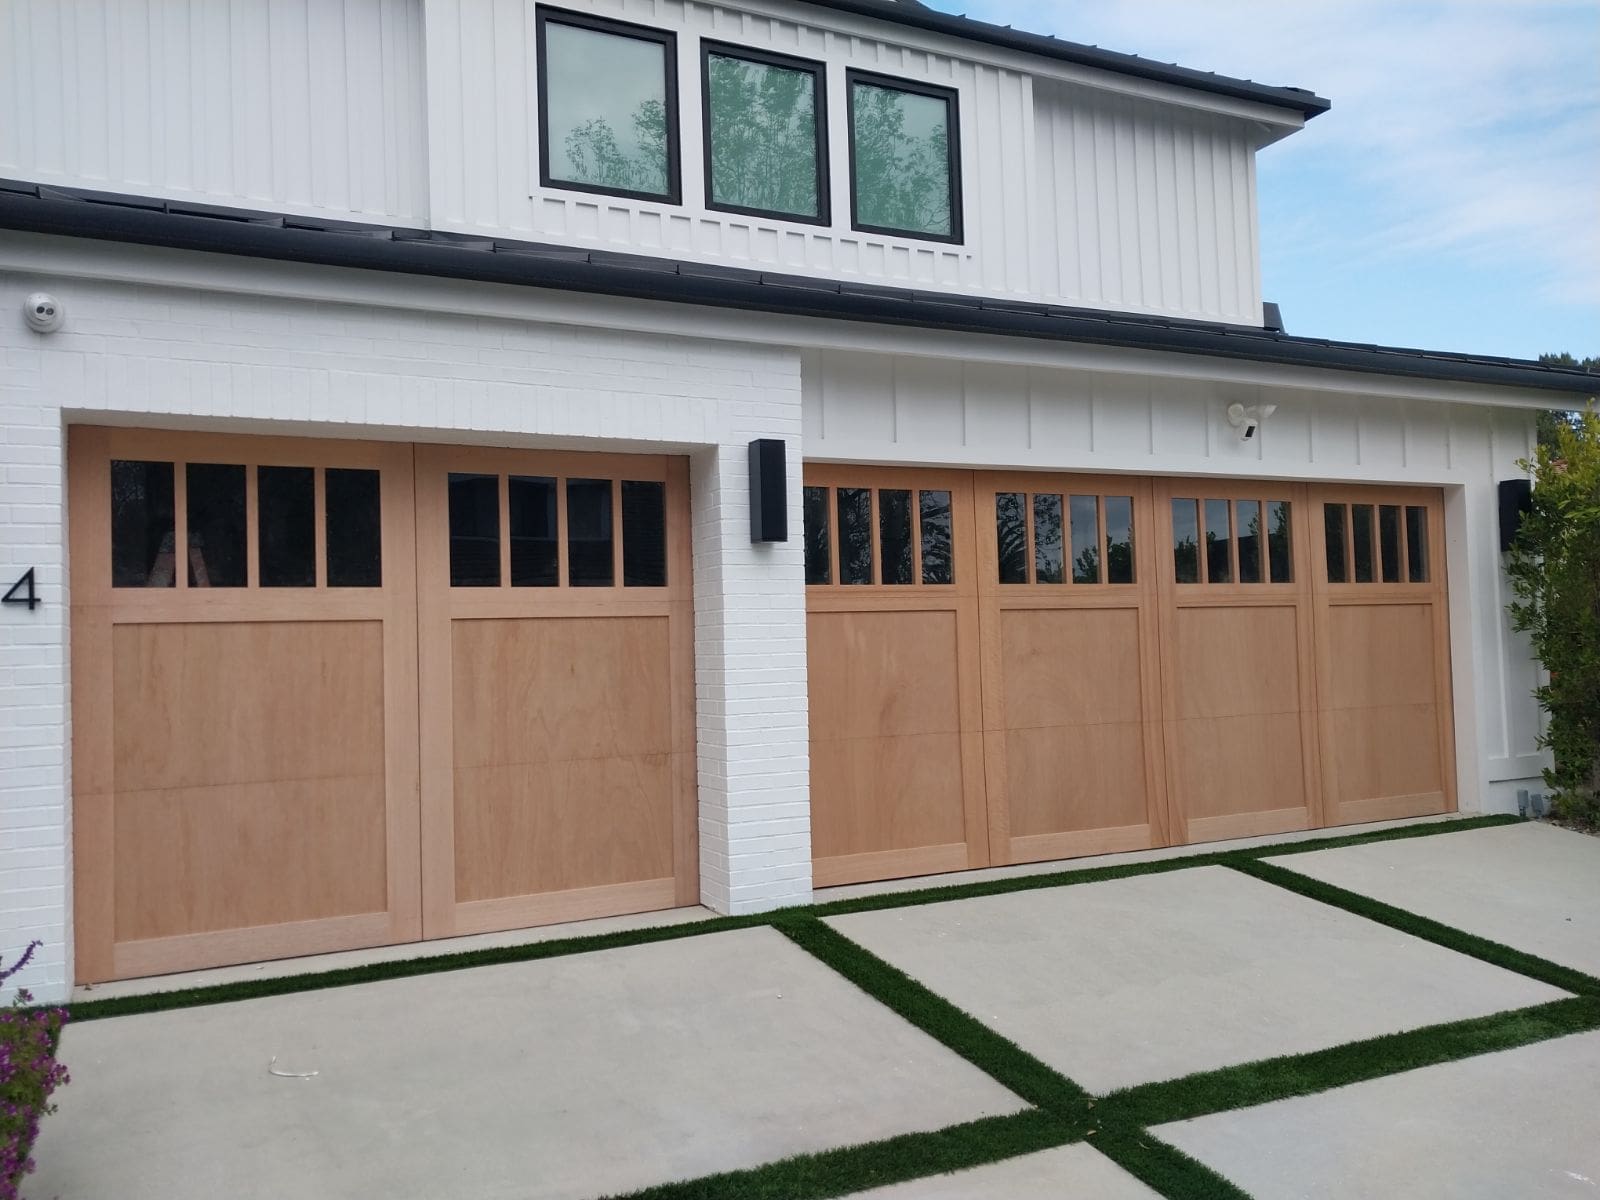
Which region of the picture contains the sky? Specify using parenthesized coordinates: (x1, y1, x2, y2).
(921, 0, 1600, 361)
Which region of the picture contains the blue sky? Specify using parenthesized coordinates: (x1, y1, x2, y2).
(921, 0, 1600, 361)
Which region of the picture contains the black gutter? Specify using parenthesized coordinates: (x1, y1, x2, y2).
(1, 184, 1593, 397)
(800, 0, 1331, 119)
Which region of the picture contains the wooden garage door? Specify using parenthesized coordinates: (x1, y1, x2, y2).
(69, 428, 422, 983)
(802, 467, 988, 886)
(1310, 487, 1455, 825)
(804, 467, 1455, 886)
(414, 447, 697, 938)
(69, 429, 694, 983)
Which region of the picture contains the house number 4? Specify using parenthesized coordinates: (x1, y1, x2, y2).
(2, 568, 40, 611)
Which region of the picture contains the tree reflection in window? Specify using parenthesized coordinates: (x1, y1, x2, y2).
(996, 493, 1027, 584)
(543, 19, 674, 198)
(919, 490, 953, 585)
(1070, 495, 1100, 584)
(851, 76, 956, 239)
(1104, 496, 1135, 584)
(706, 50, 822, 220)
(1173, 499, 1201, 584)
(838, 487, 873, 585)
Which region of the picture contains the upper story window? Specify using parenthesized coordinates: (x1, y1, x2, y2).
(847, 70, 962, 243)
(702, 43, 829, 225)
(536, 9, 681, 204)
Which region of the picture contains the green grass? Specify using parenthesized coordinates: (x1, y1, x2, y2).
(1092, 1129, 1256, 1200)
(1228, 858, 1600, 997)
(1102, 996, 1600, 1128)
(63, 812, 1520, 1023)
(601, 1109, 1072, 1200)
(776, 917, 1092, 1115)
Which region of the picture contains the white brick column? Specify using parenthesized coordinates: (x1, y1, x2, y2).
(0, 330, 70, 1003)
(690, 424, 813, 915)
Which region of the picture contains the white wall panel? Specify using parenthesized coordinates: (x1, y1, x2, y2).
(1033, 78, 1262, 324)
(0, 0, 429, 223)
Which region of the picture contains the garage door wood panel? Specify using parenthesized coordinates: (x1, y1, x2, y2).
(71, 429, 695, 984)
(69, 427, 421, 983)
(804, 467, 987, 887)
(1311, 488, 1454, 825)
(1153, 482, 1323, 842)
(976, 475, 1169, 865)
(415, 446, 696, 940)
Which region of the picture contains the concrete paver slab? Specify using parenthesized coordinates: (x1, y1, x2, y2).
(34, 927, 1024, 1200)
(827, 866, 1565, 1092)
(1157, 1029, 1600, 1199)
(1268, 821, 1600, 977)
(838, 1145, 1161, 1198)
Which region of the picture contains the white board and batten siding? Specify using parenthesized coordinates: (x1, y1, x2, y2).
(0, 0, 430, 225)
(1033, 79, 1262, 325)
(1, 0, 1274, 325)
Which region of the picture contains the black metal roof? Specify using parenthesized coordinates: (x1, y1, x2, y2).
(2, 180, 1593, 397)
(802, 0, 1331, 119)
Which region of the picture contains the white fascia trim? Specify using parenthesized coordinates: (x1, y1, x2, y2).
(0, 231, 1563, 412)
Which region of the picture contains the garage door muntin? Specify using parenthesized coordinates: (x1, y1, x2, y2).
(803, 466, 1457, 886)
(69, 428, 696, 983)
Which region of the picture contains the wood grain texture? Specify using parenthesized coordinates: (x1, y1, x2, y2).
(415, 442, 696, 939)
(1310, 486, 1456, 826)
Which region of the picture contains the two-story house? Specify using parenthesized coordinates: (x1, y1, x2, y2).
(1, 0, 1593, 1002)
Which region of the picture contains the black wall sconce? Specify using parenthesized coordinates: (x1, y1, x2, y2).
(1498, 478, 1533, 552)
(749, 439, 788, 543)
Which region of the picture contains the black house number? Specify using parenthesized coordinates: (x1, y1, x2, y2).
(2, 568, 40, 611)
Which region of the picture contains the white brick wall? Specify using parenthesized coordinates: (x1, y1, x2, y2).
(0, 264, 812, 1003)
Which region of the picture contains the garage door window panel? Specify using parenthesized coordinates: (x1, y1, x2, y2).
(186, 463, 247, 588)
(879, 489, 914, 585)
(1406, 506, 1430, 582)
(1032, 493, 1064, 583)
(1105, 495, 1135, 585)
(325, 468, 383, 588)
(622, 480, 667, 588)
(258, 466, 316, 589)
(509, 476, 560, 588)
(839, 488, 875, 585)
(1268, 501, 1294, 583)
(566, 479, 615, 588)
(804, 486, 832, 584)
(920, 490, 953, 585)
(449, 473, 501, 588)
(1070, 495, 1101, 584)
(110, 459, 176, 588)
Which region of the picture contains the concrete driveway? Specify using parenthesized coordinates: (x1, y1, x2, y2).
(31, 820, 1600, 1200)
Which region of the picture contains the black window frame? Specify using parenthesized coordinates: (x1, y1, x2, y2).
(700, 40, 831, 227)
(535, 7, 682, 206)
(845, 68, 963, 245)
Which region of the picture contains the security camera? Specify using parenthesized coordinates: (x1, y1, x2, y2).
(1227, 402, 1277, 443)
(23, 292, 64, 334)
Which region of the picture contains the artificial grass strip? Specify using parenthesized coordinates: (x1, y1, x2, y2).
(601, 1109, 1072, 1200)
(1229, 857, 1600, 997)
(1092, 1129, 1254, 1200)
(65, 912, 773, 1023)
(776, 917, 1093, 1115)
(1104, 995, 1600, 1128)
(60, 813, 1523, 1023)
(811, 814, 1520, 919)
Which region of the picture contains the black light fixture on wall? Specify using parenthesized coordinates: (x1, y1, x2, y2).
(1498, 478, 1533, 552)
(749, 439, 788, 543)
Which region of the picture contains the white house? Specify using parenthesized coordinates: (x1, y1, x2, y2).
(0, 0, 1592, 1003)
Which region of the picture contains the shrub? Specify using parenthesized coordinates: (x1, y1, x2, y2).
(0, 943, 69, 1200)
(1507, 406, 1600, 830)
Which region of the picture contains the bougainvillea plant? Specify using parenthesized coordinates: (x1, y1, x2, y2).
(0, 942, 69, 1200)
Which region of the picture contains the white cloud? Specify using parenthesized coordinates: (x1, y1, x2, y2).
(946, 0, 1600, 305)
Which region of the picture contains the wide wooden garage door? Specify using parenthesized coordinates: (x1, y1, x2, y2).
(805, 468, 1454, 886)
(69, 428, 693, 983)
